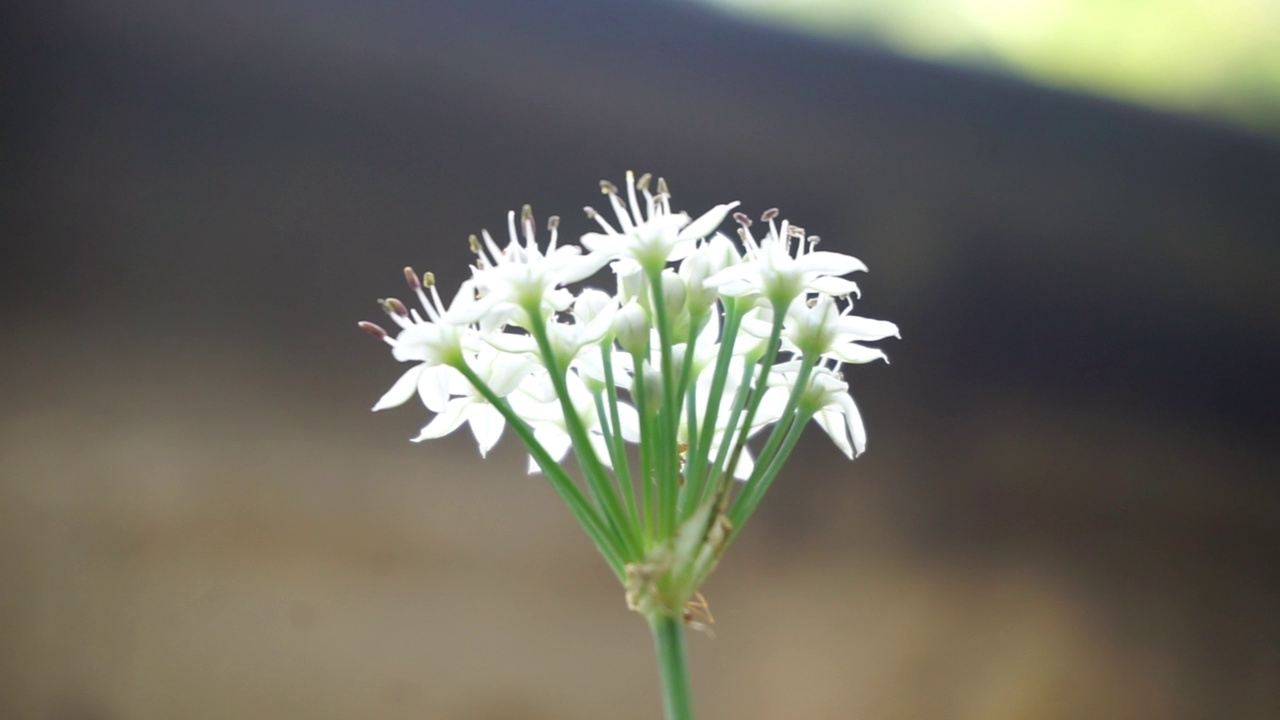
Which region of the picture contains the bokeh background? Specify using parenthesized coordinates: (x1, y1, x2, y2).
(3, 1, 1279, 718)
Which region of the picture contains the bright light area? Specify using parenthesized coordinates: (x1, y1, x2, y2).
(699, 0, 1280, 134)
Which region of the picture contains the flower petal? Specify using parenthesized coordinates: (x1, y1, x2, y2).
(678, 201, 740, 242)
(412, 398, 471, 442)
(468, 403, 506, 457)
(372, 365, 425, 411)
(417, 365, 455, 412)
(828, 342, 889, 365)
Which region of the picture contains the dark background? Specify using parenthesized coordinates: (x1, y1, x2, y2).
(3, 1, 1278, 718)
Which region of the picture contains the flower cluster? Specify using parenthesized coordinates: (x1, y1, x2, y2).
(361, 172, 897, 619)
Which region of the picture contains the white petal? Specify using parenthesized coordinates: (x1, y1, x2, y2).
(534, 425, 573, 462)
(615, 402, 641, 442)
(843, 393, 867, 457)
(814, 407, 854, 459)
(794, 251, 867, 276)
(417, 365, 454, 412)
(468, 403, 506, 457)
(580, 232, 629, 257)
(678, 201, 740, 242)
(807, 276, 860, 297)
(484, 333, 538, 355)
(486, 355, 535, 397)
(834, 317, 900, 342)
(732, 447, 754, 480)
(372, 365, 425, 411)
(828, 342, 889, 365)
(412, 398, 471, 442)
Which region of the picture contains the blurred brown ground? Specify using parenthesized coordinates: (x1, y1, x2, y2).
(2, 1, 1279, 718)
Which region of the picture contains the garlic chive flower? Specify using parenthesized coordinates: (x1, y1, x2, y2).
(360, 172, 898, 637)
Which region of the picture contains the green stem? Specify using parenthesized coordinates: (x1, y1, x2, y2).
(453, 361, 626, 580)
(648, 270, 681, 539)
(526, 312, 641, 560)
(649, 613, 694, 720)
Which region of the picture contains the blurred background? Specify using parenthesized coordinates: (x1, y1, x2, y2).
(2, 0, 1278, 718)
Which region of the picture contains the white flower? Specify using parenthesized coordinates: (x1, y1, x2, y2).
(363, 269, 482, 413)
(412, 349, 536, 456)
(450, 206, 609, 327)
(781, 294, 899, 364)
(512, 369, 639, 473)
(704, 210, 865, 308)
(581, 171, 739, 272)
(764, 361, 868, 459)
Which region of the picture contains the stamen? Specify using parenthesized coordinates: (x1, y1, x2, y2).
(547, 215, 560, 251)
(760, 208, 779, 222)
(599, 180, 618, 196)
(385, 297, 410, 316)
(625, 170, 642, 226)
(422, 271, 436, 287)
(427, 282, 447, 322)
(584, 206, 618, 234)
(468, 234, 482, 255)
(655, 177, 671, 216)
(507, 210, 520, 250)
(357, 320, 388, 339)
(636, 173, 652, 192)
(403, 266, 421, 290)
(480, 229, 504, 264)
(522, 204, 537, 243)
(732, 212, 752, 227)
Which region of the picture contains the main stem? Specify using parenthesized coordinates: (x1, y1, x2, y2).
(649, 613, 694, 720)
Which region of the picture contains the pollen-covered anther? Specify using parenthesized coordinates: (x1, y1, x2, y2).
(760, 208, 779, 222)
(787, 225, 806, 239)
(357, 320, 387, 339)
(468, 234, 482, 255)
(403, 266, 421, 290)
(600, 180, 618, 195)
(636, 173, 652, 192)
(521, 204, 535, 237)
(385, 297, 410, 316)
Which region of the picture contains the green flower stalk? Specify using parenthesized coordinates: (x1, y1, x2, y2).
(359, 172, 899, 719)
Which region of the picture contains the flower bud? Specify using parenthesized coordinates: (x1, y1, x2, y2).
(614, 301, 650, 356)
(573, 288, 613, 324)
(660, 270, 687, 320)
(641, 361, 665, 412)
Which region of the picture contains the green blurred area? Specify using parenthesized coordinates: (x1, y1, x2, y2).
(701, 0, 1280, 134)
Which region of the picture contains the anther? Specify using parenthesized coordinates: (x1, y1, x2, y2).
(787, 225, 806, 238)
(422, 271, 436, 288)
(358, 321, 387, 339)
(599, 180, 618, 195)
(636, 173, 652, 192)
(732, 212, 752, 227)
(656, 177, 670, 197)
(521, 204, 534, 226)
(547, 215, 560, 231)
(386, 297, 410, 316)
(760, 208, 779, 222)
(807, 235, 821, 246)
(468, 234, 482, 254)
(403, 266, 421, 290)
(583, 206, 598, 219)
